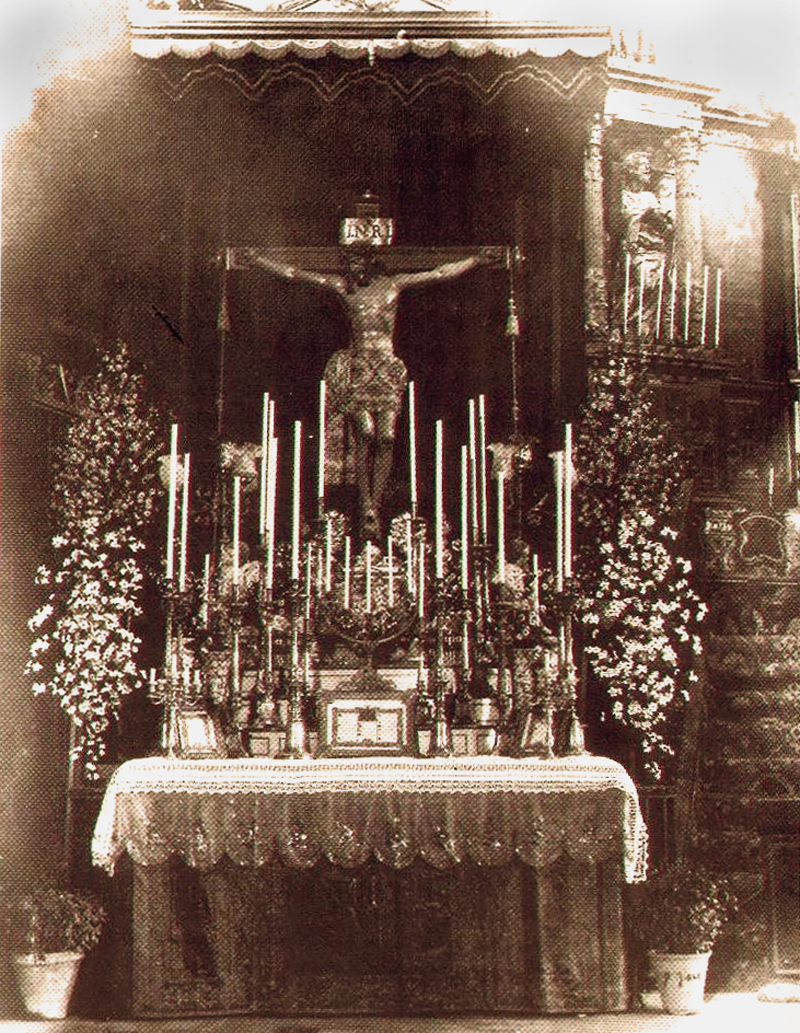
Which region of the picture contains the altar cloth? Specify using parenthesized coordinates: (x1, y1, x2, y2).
(91, 754, 647, 882)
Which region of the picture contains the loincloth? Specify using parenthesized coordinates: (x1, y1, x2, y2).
(324, 348, 407, 417)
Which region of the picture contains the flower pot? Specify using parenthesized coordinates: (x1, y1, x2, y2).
(13, 951, 84, 1018)
(649, 951, 711, 1014)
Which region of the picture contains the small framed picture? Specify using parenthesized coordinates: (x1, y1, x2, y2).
(177, 707, 226, 759)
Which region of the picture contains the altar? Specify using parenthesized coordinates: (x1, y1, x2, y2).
(92, 753, 646, 1016)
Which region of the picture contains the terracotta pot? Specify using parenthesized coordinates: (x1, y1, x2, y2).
(649, 951, 711, 1014)
(12, 951, 84, 1019)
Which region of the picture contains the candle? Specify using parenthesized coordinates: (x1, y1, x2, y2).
(387, 536, 395, 606)
(317, 380, 326, 509)
(497, 473, 506, 583)
(768, 466, 775, 506)
(149, 667, 157, 691)
(714, 268, 722, 349)
(434, 420, 444, 579)
(291, 420, 301, 581)
(365, 542, 373, 612)
(460, 445, 469, 592)
(564, 423, 573, 580)
(325, 517, 333, 593)
(669, 263, 677, 340)
(532, 553, 540, 624)
(684, 261, 692, 343)
(232, 475, 241, 586)
(418, 538, 425, 619)
(623, 252, 630, 336)
(165, 424, 179, 580)
(405, 513, 414, 596)
(202, 553, 210, 628)
(408, 381, 418, 515)
(178, 452, 190, 592)
(316, 545, 323, 597)
(468, 399, 479, 538)
(553, 451, 564, 593)
(478, 395, 488, 541)
(655, 257, 665, 340)
(343, 535, 351, 609)
(259, 392, 269, 539)
(266, 436, 278, 589)
(636, 260, 644, 337)
(700, 264, 709, 347)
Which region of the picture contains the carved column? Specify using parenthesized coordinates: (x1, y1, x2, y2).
(672, 127, 704, 275)
(583, 113, 608, 338)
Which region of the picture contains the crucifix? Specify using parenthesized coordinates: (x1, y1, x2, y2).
(226, 220, 505, 541)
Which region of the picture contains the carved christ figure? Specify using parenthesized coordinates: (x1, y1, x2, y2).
(249, 246, 500, 539)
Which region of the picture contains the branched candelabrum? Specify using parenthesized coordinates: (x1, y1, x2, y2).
(278, 578, 309, 759)
(256, 553, 282, 726)
(426, 580, 454, 757)
(150, 578, 195, 756)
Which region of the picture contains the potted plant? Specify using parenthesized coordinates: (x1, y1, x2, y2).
(10, 887, 106, 1018)
(629, 861, 737, 1013)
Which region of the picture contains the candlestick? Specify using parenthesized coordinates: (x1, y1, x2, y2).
(317, 380, 326, 510)
(700, 264, 709, 347)
(343, 535, 351, 609)
(563, 423, 573, 580)
(325, 517, 333, 593)
(655, 257, 665, 341)
(434, 420, 444, 579)
(259, 392, 269, 539)
(669, 263, 677, 340)
(178, 452, 190, 592)
(468, 399, 479, 539)
(553, 451, 564, 593)
(405, 514, 414, 596)
(478, 395, 488, 542)
(165, 424, 179, 581)
(291, 420, 302, 582)
(365, 542, 373, 612)
(232, 475, 241, 586)
(636, 260, 644, 337)
(623, 252, 630, 336)
(460, 445, 469, 592)
(714, 268, 722, 350)
(684, 261, 692, 343)
(497, 473, 506, 584)
(532, 552, 540, 624)
(387, 536, 395, 607)
(408, 381, 418, 515)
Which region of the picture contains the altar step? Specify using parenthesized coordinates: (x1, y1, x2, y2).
(2, 995, 800, 1033)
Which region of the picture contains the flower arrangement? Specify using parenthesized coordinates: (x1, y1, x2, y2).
(11, 887, 106, 959)
(573, 357, 707, 778)
(24, 341, 161, 778)
(629, 862, 737, 955)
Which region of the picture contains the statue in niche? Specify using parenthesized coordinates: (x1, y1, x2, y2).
(617, 149, 675, 341)
(250, 246, 499, 540)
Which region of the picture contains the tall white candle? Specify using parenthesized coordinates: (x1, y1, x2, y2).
(405, 514, 414, 596)
(387, 536, 395, 606)
(532, 552, 540, 624)
(418, 538, 425, 619)
(317, 380, 326, 507)
(291, 420, 302, 581)
(669, 263, 677, 340)
(343, 535, 351, 609)
(636, 261, 644, 337)
(266, 436, 278, 589)
(408, 381, 418, 515)
(165, 423, 179, 580)
(460, 445, 469, 592)
(325, 517, 333, 593)
(434, 420, 444, 579)
(365, 542, 373, 612)
(623, 252, 631, 336)
(179, 452, 190, 591)
(563, 423, 573, 580)
(700, 265, 709, 347)
(259, 392, 269, 539)
(768, 466, 775, 505)
(497, 473, 506, 584)
(468, 399, 479, 538)
(232, 475, 241, 586)
(316, 545, 323, 597)
(655, 257, 665, 340)
(684, 261, 692, 343)
(478, 395, 488, 541)
(714, 268, 722, 349)
(202, 552, 210, 628)
(553, 451, 564, 593)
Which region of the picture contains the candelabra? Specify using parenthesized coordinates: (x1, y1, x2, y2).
(278, 579, 309, 758)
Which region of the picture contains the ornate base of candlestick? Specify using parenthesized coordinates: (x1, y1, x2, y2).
(427, 715, 453, 757)
(277, 718, 310, 760)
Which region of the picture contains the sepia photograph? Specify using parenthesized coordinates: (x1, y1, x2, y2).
(1, 1, 799, 1029)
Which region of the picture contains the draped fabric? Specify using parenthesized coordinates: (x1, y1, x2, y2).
(92, 755, 647, 881)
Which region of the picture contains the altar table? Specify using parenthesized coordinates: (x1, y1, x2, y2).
(92, 755, 647, 1017)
